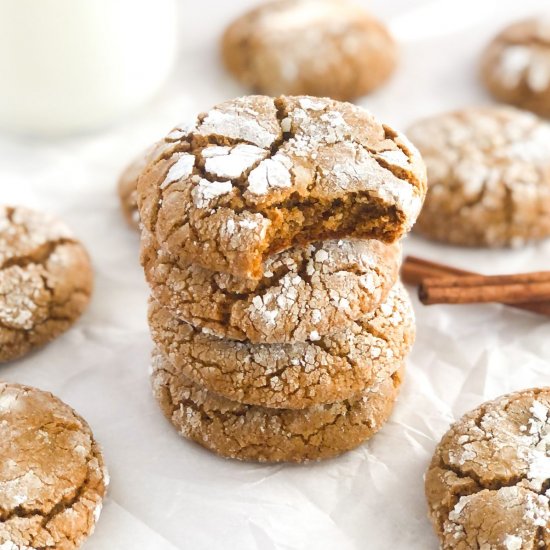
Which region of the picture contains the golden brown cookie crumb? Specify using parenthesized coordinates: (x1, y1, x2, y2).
(408, 106, 550, 247)
(152, 347, 404, 463)
(481, 17, 550, 117)
(137, 95, 426, 279)
(149, 281, 415, 409)
(221, 0, 397, 101)
(425, 388, 550, 549)
(142, 227, 401, 343)
(0, 383, 108, 549)
(0, 206, 93, 362)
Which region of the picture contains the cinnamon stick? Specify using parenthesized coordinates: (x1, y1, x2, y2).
(402, 256, 550, 315)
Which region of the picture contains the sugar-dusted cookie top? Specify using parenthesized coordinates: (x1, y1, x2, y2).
(0, 383, 108, 548)
(408, 106, 550, 247)
(137, 95, 426, 279)
(142, 227, 401, 343)
(0, 206, 93, 362)
(481, 16, 550, 117)
(426, 388, 550, 549)
(222, 0, 397, 101)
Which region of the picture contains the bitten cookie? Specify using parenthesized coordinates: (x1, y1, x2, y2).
(152, 347, 404, 463)
(0, 206, 93, 362)
(221, 0, 397, 101)
(142, 228, 401, 343)
(407, 106, 550, 247)
(425, 388, 550, 549)
(137, 95, 426, 279)
(0, 383, 108, 549)
(149, 281, 415, 409)
(481, 17, 550, 117)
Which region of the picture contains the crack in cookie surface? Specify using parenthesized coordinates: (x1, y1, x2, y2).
(0, 207, 93, 363)
(149, 281, 415, 410)
(142, 227, 401, 343)
(0, 383, 108, 549)
(152, 347, 404, 463)
(408, 106, 550, 247)
(137, 95, 426, 279)
(425, 388, 550, 549)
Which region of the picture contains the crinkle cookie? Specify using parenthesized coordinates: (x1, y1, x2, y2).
(425, 388, 550, 549)
(408, 106, 550, 247)
(117, 140, 175, 230)
(149, 281, 415, 409)
(0, 383, 108, 549)
(152, 348, 404, 463)
(221, 0, 397, 101)
(0, 206, 93, 363)
(481, 17, 550, 117)
(117, 148, 151, 230)
(137, 95, 426, 279)
(142, 228, 401, 343)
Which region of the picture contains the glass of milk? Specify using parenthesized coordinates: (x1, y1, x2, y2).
(0, 0, 178, 136)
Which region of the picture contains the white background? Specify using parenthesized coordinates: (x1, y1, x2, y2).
(2, 1, 550, 548)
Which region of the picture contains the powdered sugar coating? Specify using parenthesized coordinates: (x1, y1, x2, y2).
(142, 228, 401, 343)
(0, 206, 93, 362)
(408, 106, 550, 247)
(152, 348, 404, 463)
(148, 281, 415, 409)
(0, 383, 108, 548)
(137, 94, 426, 279)
(222, 0, 397, 101)
(426, 388, 550, 549)
(482, 17, 550, 117)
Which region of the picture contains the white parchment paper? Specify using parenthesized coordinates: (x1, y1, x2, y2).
(1, 1, 550, 548)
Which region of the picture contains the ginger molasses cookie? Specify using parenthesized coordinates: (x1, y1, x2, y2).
(149, 281, 415, 409)
(425, 388, 550, 549)
(118, 148, 151, 230)
(481, 17, 550, 117)
(221, 0, 397, 101)
(0, 383, 108, 549)
(137, 95, 426, 279)
(0, 206, 93, 363)
(408, 106, 550, 247)
(117, 138, 179, 230)
(152, 348, 404, 463)
(142, 228, 401, 343)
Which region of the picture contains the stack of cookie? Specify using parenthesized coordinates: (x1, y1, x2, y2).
(136, 95, 427, 462)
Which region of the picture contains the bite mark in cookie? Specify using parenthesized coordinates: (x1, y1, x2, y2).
(137, 95, 426, 278)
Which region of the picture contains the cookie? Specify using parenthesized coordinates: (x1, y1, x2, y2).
(149, 281, 415, 409)
(0, 206, 93, 362)
(407, 106, 550, 247)
(117, 140, 174, 230)
(481, 17, 550, 117)
(137, 95, 426, 279)
(221, 0, 397, 101)
(142, 227, 401, 343)
(118, 149, 149, 230)
(0, 383, 108, 549)
(152, 347, 404, 463)
(425, 388, 550, 549)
